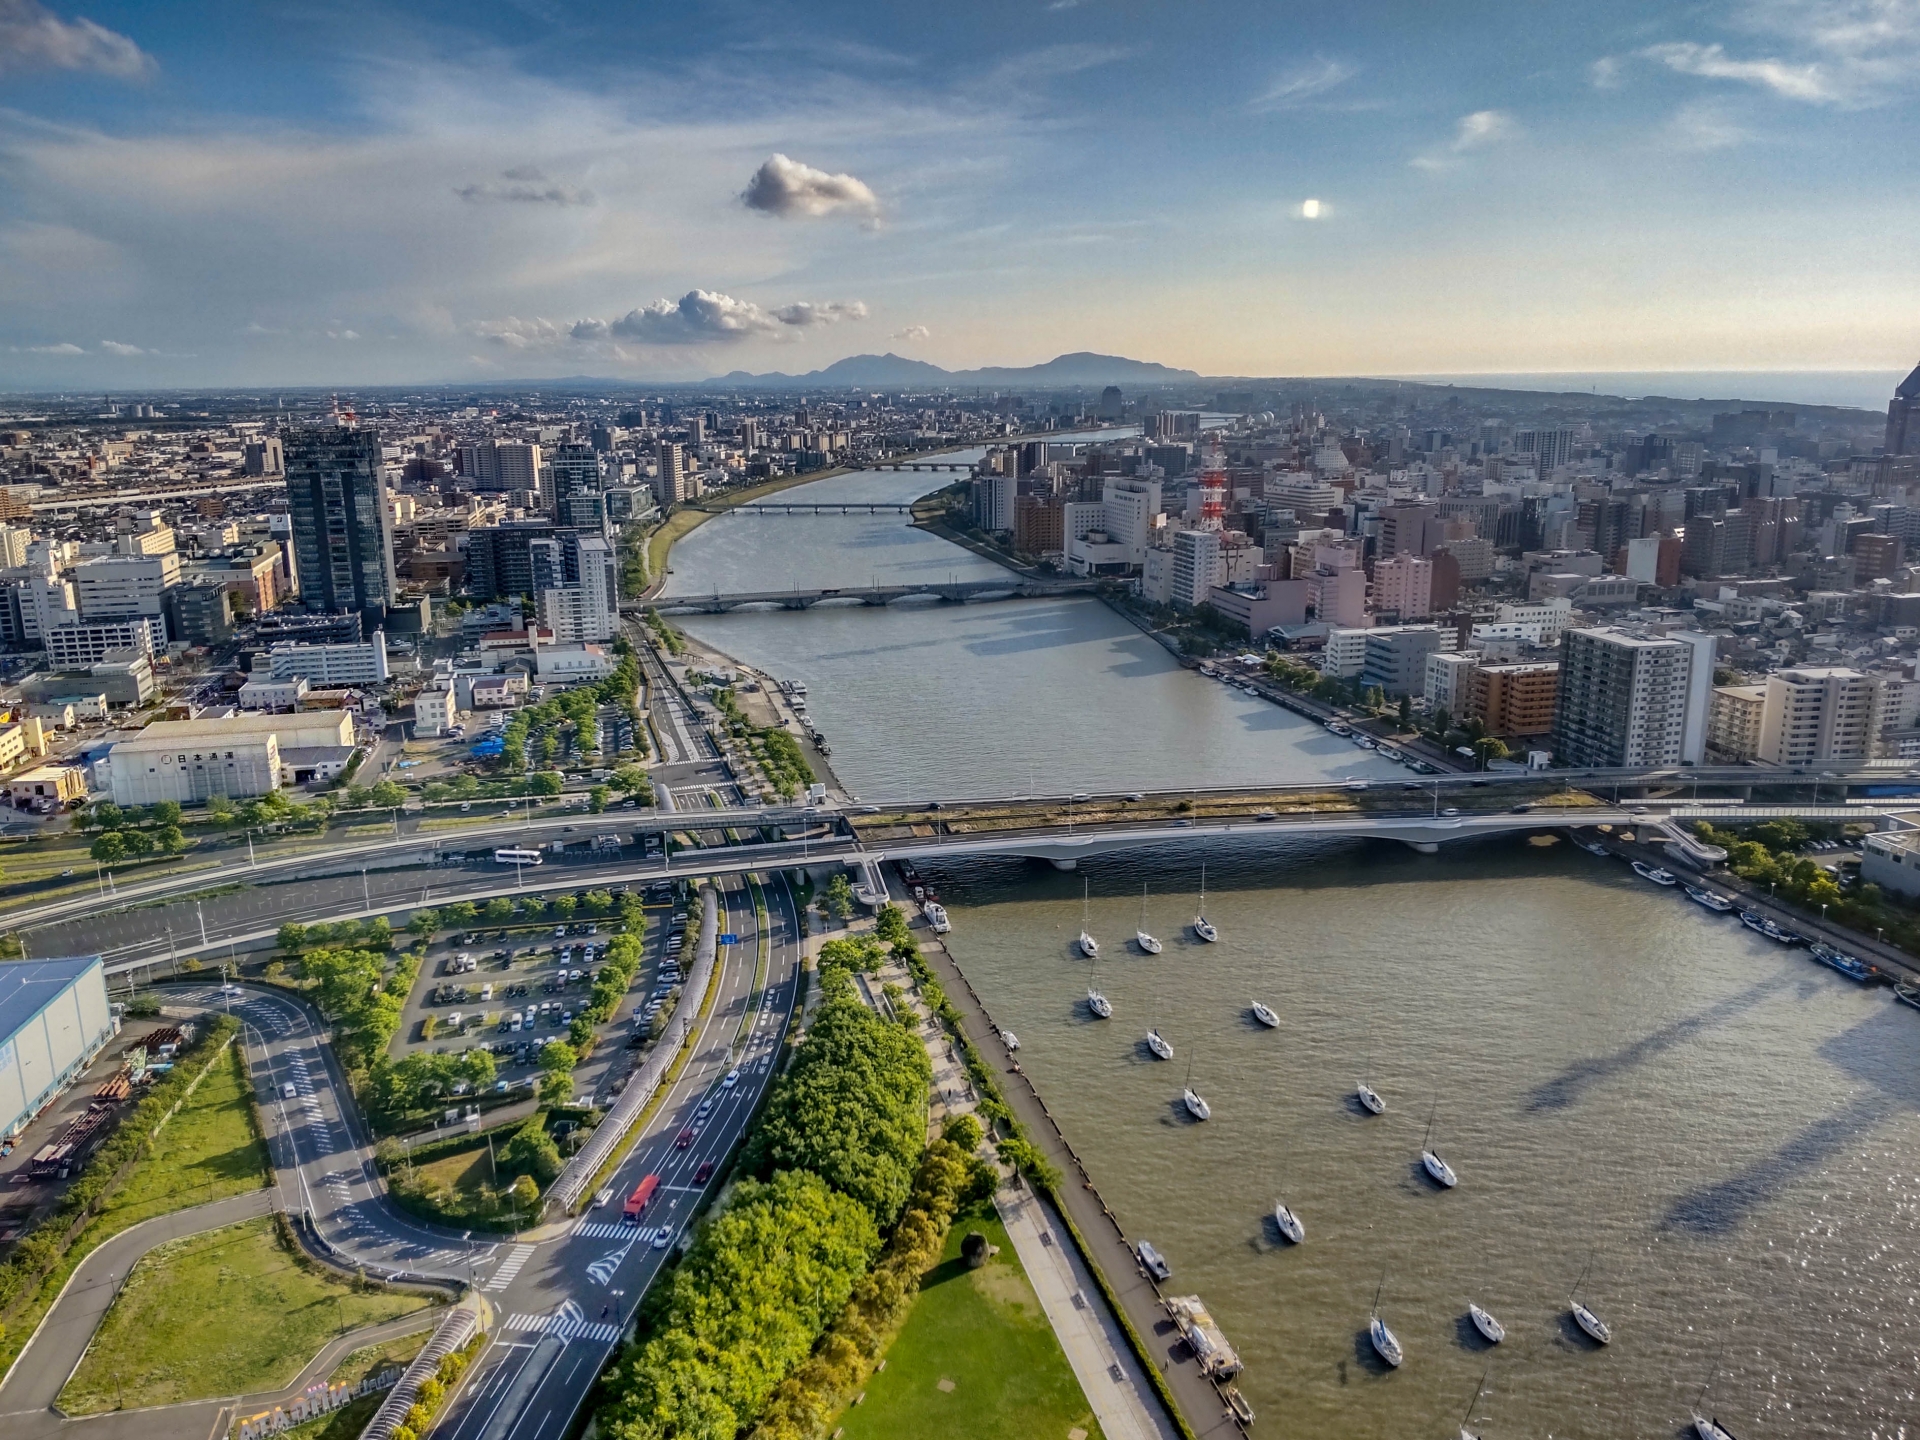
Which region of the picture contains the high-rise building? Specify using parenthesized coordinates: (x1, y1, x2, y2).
(546, 443, 602, 507)
(283, 426, 397, 625)
(1552, 626, 1715, 767)
(1514, 426, 1574, 476)
(463, 520, 560, 600)
(654, 442, 689, 505)
(1371, 554, 1433, 620)
(243, 437, 284, 476)
(1886, 362, 1920, 456)
(1360, 626, 1447, 698)
(1707, 683, 1768, 762)
(1170, 529, 1222, 609)
(1467, 661, 1560, 739)
(1756, 668, 1877, 766)
(458, 440, 542, 491)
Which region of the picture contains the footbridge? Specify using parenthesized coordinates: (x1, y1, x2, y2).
(645, 576, 1099, 613)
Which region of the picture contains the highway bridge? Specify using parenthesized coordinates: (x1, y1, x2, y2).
(878, 461, 972, 472)
(641, 576, 1100, 613)
(695, 500, 917, 515)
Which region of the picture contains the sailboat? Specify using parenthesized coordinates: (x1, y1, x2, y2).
(1357, 1015, 1386, 1114)
(1458, 1365, 1491, 1440)
(1087, 951, 1112, 1019)
(1690, 1352, 1740, 1439)
(1192, 865, 1218, 943)
(1136, 883, 1162, 954)
(1272, 1199, 1304, 1244)
(1368, 1277, 1403, 1367)
(1250, 1000, 1279, 1028)
(1468, 1303, 1505, 1344)
(1078, 879, 1099, 958)
(1146, 1027, 1174, 1060)
(1182, 1054, 1210, 1121)
(1569, 1252, 1612, 1344)
(1420, 1100, 1459, 1188)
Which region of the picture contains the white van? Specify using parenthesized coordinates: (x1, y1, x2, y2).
(480, 983, 494, 1001)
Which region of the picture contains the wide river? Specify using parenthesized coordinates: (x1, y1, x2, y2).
(665, 454, 1920, 1437)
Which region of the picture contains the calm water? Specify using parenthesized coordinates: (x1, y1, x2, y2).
(663, 453, 1920, 1436)
(933, 839, 1920, 1440)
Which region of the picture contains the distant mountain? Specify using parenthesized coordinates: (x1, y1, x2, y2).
(707, 350, 1202, 390)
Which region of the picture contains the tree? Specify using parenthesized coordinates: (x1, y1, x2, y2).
(588, 786, 608, 814)
(121, 829, 155, 859)
(582, 889, 613, 917)
(1471, 735, 1509, 770)
(150, 800, 182, 827)
(155, 824, 186, 855)
(407, 909, 441, 938)
(823, 873, 855, 921)
(568, 1015, 594, 1049)
(444, 901, 478, 926)
(509, 1174, 540, 1209)
(279, 922, 309, 952)
(531, 771, 564, 798)
(611, 765, 648, 795)
(1430, 706, 1452, 739)
(538, 1069, 575, 1107)
(540, 1040, 578, 1075)
(90, 831, 127, 865)
(207, 795, 235, 826)
(369, 780, 407, 810)
(1397, 694, 1413, 729)
(88, 801, 124, 832)
(483, 897, 515, 924)
(549, 894, 577, 921)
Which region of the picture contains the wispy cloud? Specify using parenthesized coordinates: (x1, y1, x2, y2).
(1250, 57, 1356, 112)
(98, 338, 142, 354)
(1410, 109, 1518, 171)
(11, 341, 83, 354)
(1642, 41, 1836, 101)
(454, 167, 595, 206)
(1632, 0, 1920, 107)
(1590, 55, 1624, 89)
(890, 324, 930, 341)
(740, 154, 879, 221)
(1665, 98, 1756, 149)
(0, 0, 152, 78)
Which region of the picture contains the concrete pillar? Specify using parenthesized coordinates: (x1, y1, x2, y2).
(1049, 857, 1079, 870)
(1402, 840, 1439, 855)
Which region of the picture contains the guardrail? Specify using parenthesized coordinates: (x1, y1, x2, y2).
(545, 884, 720, 1213)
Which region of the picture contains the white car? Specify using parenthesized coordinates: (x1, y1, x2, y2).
(651, 1227, 671, 1250)
(280, 1082, 297, 1099)
(722, 1068, 740, 1089)
(593, 1186, 615, 1209)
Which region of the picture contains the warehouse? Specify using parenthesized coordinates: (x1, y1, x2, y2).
(0, 956, 114, 1142)
(102, 710, 355, 805)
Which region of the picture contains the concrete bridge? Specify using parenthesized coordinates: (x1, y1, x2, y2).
(712, 501, 917, 515)
(880, 461, 973, 472)
(646, 577, 1099, 613)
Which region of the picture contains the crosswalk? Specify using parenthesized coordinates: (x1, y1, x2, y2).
(572, 1221, 630, 1240)
(502, 1306, 621, 1345)
(484, 1243, 536, 1291)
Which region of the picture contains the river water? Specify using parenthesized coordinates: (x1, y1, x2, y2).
(663, 458, 1920, 1436)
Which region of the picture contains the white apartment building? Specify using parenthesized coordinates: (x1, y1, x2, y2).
(414, 684, 457, 737)
(1755, 668, 1881, 766)
(536, 536, 619, 644)
(74, 552, 180, 623)
(1170, 529, 1221, 609)
(1553, 626, 1715, 767)
(1322, 627, 1375, 678)
(265, 634, 390, 686)
(1425, 651, 1481, 714)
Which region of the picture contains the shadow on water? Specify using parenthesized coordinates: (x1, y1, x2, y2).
(1523, 970, 1792, 1113)
(1351, 1328, 1396, 1376)
(1665, 1005, 1920, 1234)
(1453, 1311, 1497, 1352)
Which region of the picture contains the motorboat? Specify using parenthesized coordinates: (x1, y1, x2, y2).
(1356, 1082, 1386, 1115)
(1693, 1416, 1740, 1440)
(1631, 860, 1678, 885)
(1810, 944, 1874, 981)
(1572, 1301, 1612, 1344)
(1895, 980, 1920, 1012)
(1193, 865, 1219, 943)
(923, 901, 951, 934)
(1087, 987, 1113, 1018)
(1369, 1314, 1403, 1368)
(1421, 1102, 1459, 1188)
(1272, 1202, 1304, 1244)
(1001, 1030, 1019, 1052)
(1135, 1240, 1171, 1281)
(1468, 1303, 1505, 1344)
(1183, 1087, 1211, 1121)
(1136, 883, 1162, 954)
(1078, 879, 1099, 958)
(1739, 911, 1798, 944)
(1251, 1001, 1280, 1028)
(1684, 884, 1734, 912)
(1146, 1028, 1174, 1060)
(1573, 835, 1610, 856)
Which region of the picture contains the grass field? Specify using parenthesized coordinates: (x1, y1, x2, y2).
(273, 1329, 434, 1440)
(836, 1205, 1102, 1440)
(0, 1040, 272, 1380)
(58, 1216, 433, 1415)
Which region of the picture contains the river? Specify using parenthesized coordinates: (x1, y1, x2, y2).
(661, 456, 1920, 1436)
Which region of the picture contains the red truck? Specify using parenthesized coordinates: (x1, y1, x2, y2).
(622, 1173, 661, 1222)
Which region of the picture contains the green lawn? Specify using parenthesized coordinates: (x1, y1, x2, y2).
(836, 1205, 1102, 1440)
(59, 1216, 433, 1415)
(0, 1040, 272, 1380)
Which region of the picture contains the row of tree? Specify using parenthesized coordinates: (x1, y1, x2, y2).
(300, 945, 420, 1085)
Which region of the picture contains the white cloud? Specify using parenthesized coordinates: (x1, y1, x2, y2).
(11, 341, 83, 354)
(564, 291, 868, 347)
(740, 154, 880, 220)
(1250, 57, 1356, 112)
(1642, 41, 1837, 101)
(98, 338, 142, 354)
(1410, 110, 1518, 171)
(454, 167, 595, 206)
(1590, 56, 1624, 89)
(1666, 99, 1756, 149)
(473, 316, 565, 350)
(891, 324, 931, 341)
(0, 0, 152, 78)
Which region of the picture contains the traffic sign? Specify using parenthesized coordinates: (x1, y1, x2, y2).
(718, 933, 738, 944)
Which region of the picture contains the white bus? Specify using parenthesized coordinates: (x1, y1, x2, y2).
(493, 847, 544, 866)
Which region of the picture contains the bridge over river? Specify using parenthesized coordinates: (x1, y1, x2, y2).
(637, 576, 1099, 613)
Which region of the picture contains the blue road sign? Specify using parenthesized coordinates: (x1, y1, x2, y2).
(718, 933, 738, 945)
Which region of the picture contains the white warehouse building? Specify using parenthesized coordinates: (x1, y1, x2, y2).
(0, 956, 114, 1142)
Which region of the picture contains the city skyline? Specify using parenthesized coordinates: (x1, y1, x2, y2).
(3, 0, 1919, 389)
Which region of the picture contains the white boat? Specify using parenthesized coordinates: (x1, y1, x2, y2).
(1136, 883, 1162, 953)
(1468, 1303, 1505, 1344)
(1573, 834, 1610, 856)
(1357, 1082, 1385, 1114)
(1183, 1087, 1210, 1121)
(1272, 1202, 1304, 1244)
(1693, 1417, 1738, 1440)
(1001, 1030, 1019, 1052)
(923, 901, 951, 933)
(1192, 865, 1219, 943)
(1135, 1240, 1171, 1281)
(1631, 860, 1678, 886)
(1251, 1001, 1279, 1028)
(1087, 987, 1112, 1019)
(1684, 884, 1734, 913)
(1078, 878, 1099, 958)
(1572, 1301, 1612, 1344)
(1369, 1314, 1403, 1368)
(1421, 1101, 1459, 1188)
(1146, 1028, 1174, 1060)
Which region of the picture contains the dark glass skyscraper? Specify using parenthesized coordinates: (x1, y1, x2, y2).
(1887, 362, 1920, 457)
(284, 426, 396, 626)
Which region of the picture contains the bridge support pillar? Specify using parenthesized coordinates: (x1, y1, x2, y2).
(1048, 857, 1079, 871)
(1402, 841, 1440, 855)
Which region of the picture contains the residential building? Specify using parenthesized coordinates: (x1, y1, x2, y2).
(971, 472, 1017, 532)
(1755, 668, 1877, 766)
(465, 520, 560, 601)
(1425, 651, 1480, 716)
(1013, 495, 1065, 555)
(460, 440, 542, 491)
(653, 442, 690, 504)
(265, 635, 390, 687)
(1359, 625, 1447, 699)
(536, 536, 618, 644)
(1467, 661, 1560, 739)
(243, 436, 284, 476)
(238, 675, 308, 711)
(1552, 626, 1715, 767)
(1170, 529, 1222, 609)
(545, 443, 601, 507)
(1707, 683, 1767, 762)
(1371, 554, 1432, 619)
(284, 426, 398, 625)
(414, 684, 457, 737)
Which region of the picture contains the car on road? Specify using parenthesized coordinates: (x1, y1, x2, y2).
(675, 1126, 697, 1149)
(693, 1159, 715, 1183)
(280, 1082, 297, 1099)
(722, 1068, 740, 1088)
(652, 1228, 671, 1249)
(593, 1186, 615, 1208)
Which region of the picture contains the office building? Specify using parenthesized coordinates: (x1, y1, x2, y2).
(74, 553, 180, 625)
(1552, 626, 1714, 767)
(0, 956, 114, 1143)
(243, 436, 284, 476)
(1886, 361, 1920, 457)
(44, 618, 160, 669)
(1514, 426, 1574, 476)
(105, 711, 353, 804)
(1359, 626, 1447, 699)
(162, 578, 236, 648)
(1065, 478, 1162, 575)
(1170, 530, 1222, 610)
(1371, 554, 1432, 620)
(265, 635, 390, 687)
(1425, 651, 1480, 716)
(284, 426, 397, 626)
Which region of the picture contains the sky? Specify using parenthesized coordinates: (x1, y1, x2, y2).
(2, 0, 1918, 390)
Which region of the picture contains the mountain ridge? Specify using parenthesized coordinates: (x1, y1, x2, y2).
(708, 350, 1202, 389)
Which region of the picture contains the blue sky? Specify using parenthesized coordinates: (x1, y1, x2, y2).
(2, 0, 1917, 388)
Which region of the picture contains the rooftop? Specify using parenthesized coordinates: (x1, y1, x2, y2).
(0, 956, 102, 1041)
